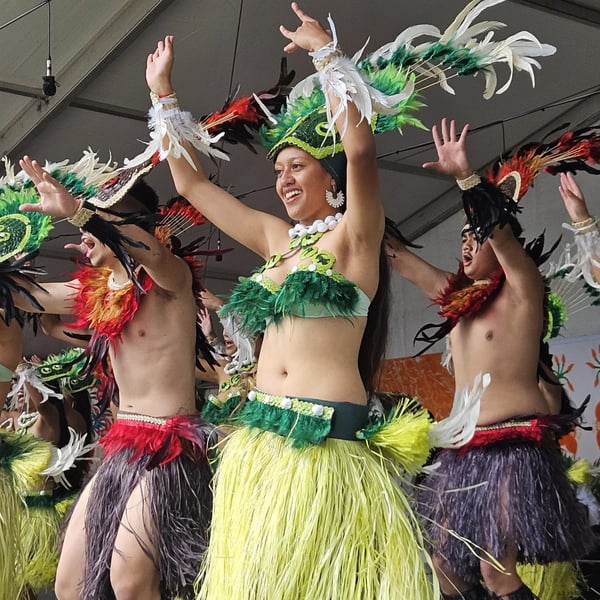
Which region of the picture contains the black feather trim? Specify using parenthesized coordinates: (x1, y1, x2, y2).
(462, 179, 521, 245)
(81, 214, 149, 292)
(0, 252, 47, 324)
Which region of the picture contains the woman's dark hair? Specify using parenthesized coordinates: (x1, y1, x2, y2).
(125, 180, 160, 215)
(358, 243, 390, 396)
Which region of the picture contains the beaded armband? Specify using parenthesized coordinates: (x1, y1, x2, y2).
(561, 217, 600, 289)
(305, 15, 400, 140)
(150, 92, 181, 116)
(456, 172, 482, 191)
(67, 201, 95, 227)
(311, 41, 343, 71)
(569, 216, 598, 236)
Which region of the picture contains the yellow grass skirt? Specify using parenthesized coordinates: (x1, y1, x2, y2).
(0, 430, 53, 600)
(197, 407, 438, 600)
(21, 492, 76, 591)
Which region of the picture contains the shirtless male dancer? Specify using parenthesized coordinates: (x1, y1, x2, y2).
(13, 161, 213, 600)
(387, 119, 594, 599)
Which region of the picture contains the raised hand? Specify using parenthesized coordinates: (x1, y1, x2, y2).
(19, 156, 80, 217)
(423, 118, 473, 180)
(146, 35, 175, 96)
(558, 172, 591, 223)
(279, 2, 332, 54)
(198, 306, 215, 340)
(199, 289, 225, 312)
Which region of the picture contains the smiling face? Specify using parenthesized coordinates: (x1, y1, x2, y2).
(461, 225, 500, 281)
(274, 147, 335, 224)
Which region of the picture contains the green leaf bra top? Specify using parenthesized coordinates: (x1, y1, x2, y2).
(220, 231, 371, 336)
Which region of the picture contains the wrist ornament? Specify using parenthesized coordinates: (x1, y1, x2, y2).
(310, 41, 343, 71)
(571, 216, 596, 231)
(149, 90, 176, 104)
(67, 200, 95, 228)
(456, 172, 481, 191)
(563, 215, 599, 236)
(149, 90, 180, 115)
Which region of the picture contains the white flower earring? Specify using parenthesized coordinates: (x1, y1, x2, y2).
(325, 182, 345, 208)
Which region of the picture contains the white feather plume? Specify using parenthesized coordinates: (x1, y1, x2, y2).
(429, 372, 490, 449)
(40, 427, 96, 489)
(125, 106, 228, 170)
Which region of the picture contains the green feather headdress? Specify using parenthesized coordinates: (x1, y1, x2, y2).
(259, 0, 555, 160)
(0, 180, 52, 262)
(543, 256, 600, 342)
(36, 347, 99, 393)
(0, 150, 152, 211)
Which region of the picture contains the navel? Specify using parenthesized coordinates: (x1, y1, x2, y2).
(485, 330, 493, 341)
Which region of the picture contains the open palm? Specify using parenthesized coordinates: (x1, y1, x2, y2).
(19, 156, 79, 218)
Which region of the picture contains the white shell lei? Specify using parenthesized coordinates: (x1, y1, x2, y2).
(288, 213, 343, 238)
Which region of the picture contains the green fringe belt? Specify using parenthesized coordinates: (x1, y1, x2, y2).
(237, 390, 370, 447)
(201, 393, 242, 426)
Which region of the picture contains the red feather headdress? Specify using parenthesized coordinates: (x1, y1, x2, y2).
(487, 126, 600, 201)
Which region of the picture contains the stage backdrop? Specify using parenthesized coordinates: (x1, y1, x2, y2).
(378, 335, 600, 463)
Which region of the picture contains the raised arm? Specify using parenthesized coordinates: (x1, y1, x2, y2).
(12, 279, 77, 315)
(279, 3, 383, 244)
(146, 37, 287, 259)
(385, 233, 451, 300)
(424, 118, 543, 302)
(559, 172, 600, 288)
(19, 157, 190, 294)
(40, 313, 89, 348)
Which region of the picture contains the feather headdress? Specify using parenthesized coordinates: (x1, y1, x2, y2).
(460, 127, 600, 246)
(0, 184, 53, 261)
(542, 243, 600, 342)
(488, 127, 600, 201)
(0, 179, 51, 322)
(36, 347, 99, 393)
(124, 58, 295, 173)
(260, 0, 556, 160)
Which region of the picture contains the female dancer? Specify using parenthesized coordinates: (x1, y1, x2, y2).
(146, 4, 441, 599)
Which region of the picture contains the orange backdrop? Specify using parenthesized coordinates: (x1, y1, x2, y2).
(377, 353, 454, 420)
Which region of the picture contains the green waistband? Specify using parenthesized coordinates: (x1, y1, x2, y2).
(0, 363, 13, 382)
(239, 389, 370, 446)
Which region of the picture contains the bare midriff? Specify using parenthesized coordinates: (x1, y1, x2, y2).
(256, 314, 368, 406)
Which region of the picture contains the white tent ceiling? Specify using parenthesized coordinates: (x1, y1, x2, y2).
(0, 0, 598, 354)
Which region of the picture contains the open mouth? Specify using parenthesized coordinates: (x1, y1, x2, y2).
(284, 189, 301, 204)
(80, 236, 96, 257)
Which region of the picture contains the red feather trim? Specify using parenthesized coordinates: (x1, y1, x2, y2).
(202, 96, 262, 131)
(70, 266, 153, 344)
(436, 264, 505, 325)
(159, 197, 206, 226)
(487, 127, 600, 201)
(457, 416, 563, 453)
(100, 416, 208, 466)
